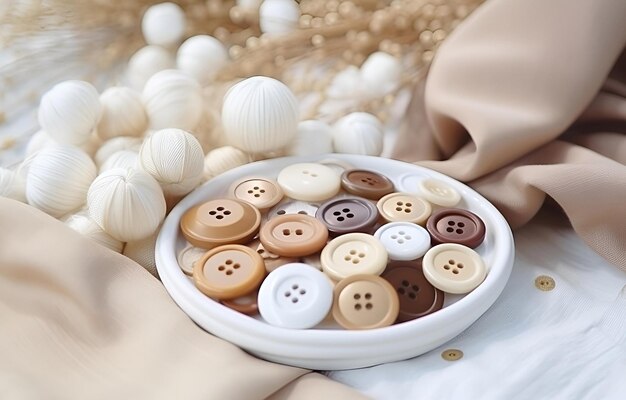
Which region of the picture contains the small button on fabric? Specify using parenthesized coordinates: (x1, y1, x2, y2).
(382, 260, 444, 322)
(441, 349, 464, 361)
(426, 208, 486, 248)
(221, 290, 259, 315)
(177, 244, 207, 275)
(376, 192, 432, 225)
(259, 214, 329, 257)
(374, 222, 431, 261)
(193, 244, 265, 300)
(422, 243, 487, 294)
(332, 274, 399, 330)
(258, 263, 333, 329)
(340, 169, 394, 200)
(277, 163, 341, 202)
(321, 232, 388, 281)
(418, 178, 461, 207)
(180, 198, 261, 248)
(316, 196, 379, 235)
(535, 275, 556, 291)
(230, 176, 283, 210)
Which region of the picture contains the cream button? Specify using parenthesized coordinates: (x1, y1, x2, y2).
(374, 222, 431, 261)
(277, 163, 341, 202)
(260, 214, 329, 258)
(422, 243, 486, 294)
(258, 263, 333, 329)
(320, 233, 388, 281)
(332, 274, 399, 330)
(376, 192, 432, 225)
(230, 176, 284, 210)
(177, 244, 207, 275)
(418, 178, 461, 207)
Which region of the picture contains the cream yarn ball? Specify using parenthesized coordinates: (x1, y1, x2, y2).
(94, 136, 142, 167)
(141, 2, 186, 47)
(0, 167, 26, 202)
(38, 80, 102, 146)
(287, 120, 333, 156)
(100, 150, 139, 173)
(360, 52, 402, 97)
(139, 128, 204, 196)
(127, 45, 175, 90)
(177, 35, 228, 86)
(143, 69, 204, 131)
(97, 87, 147, 140)
(64, 211, 124, 253)
(259, 0, 300, 35)
(332, 112, 384, 156)
(124, 232, 159, 277)
(87, 167, 166, 242)
(203, 146, 250, 179)
(222, 76, 298, 153)
(26, 146, 97, 217)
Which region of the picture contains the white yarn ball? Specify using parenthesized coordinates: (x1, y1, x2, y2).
(326, 66, 363, 100)
(332, 112, 384, 156)
(0, 168, 26, 202)
(64, 212, 124, 253)
(139, 128, 204, 196)
(124, 232, 159, 277)
(222, 76, 298, 153)
(143, 69, 203, 131)
(95, 136, 142, 167)
(25, 130, 56, 156)
(97, 87, 147, 140)
(259, 0, 300, 35)
(360, 51, 402, 97)
(177, 35, 228, 86)
(100, 150, 139, 173)
(38, 80, 102, 146)
(127, 45, 175, 90)
(26, 146, 97, 217)
(88, 167, 166, 242)
(203, 146, 250, 179)
(287, 120, 333, 156)
(141, 2, 186, 47)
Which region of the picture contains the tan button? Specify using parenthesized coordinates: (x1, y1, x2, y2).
(377, 192, 432, 225)
(320, 233, 388, 281)
(332, 274, 399, 330)
(422, 243, 486, 294)
(340, 169, 395, 200)
(260, 214, 329, 258)
(535, 275, 555, 291)
(177, 244, 207, 275)
(181, 198, 261, 249)
(246, 238, 298, 273)
(193, 244, 265, 300)
(441, 349, 463, 361)
(230, 176, 284, 210)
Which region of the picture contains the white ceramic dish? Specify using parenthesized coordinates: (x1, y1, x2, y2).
(155, 154, 514, 370)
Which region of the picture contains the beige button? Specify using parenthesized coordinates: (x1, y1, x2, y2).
(376, 192, 432, 225)
(230, 176, 284, 210)
(332, 274, 399, 330)
(177, 244, 207, 275)
(246, 238, 298, 273)
(535, 275, 555, 291)
(193, 244, 265, 300)
(277, 163, 341, 202)
(260, 214, 329, 258)
(422, 243, 486, 294)
(419, 178, 461, 207)
(181, 198, 261, 249)
(441, 349, 464, 361)
(321, 233, 388, 281)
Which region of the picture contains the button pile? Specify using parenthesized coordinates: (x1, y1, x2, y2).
(179, 163, 488, 330)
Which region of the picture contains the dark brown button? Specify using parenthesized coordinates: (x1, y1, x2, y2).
(382, 260, 444, 322)
(341, 169, 395, 200)
(221, 289, 259, 315)
(315, 196, 379, 235)
(426, 208, 486, 248)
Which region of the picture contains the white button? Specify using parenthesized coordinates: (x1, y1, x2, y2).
(277, 163, 341, 202)
(374, 222, 431, 261)
(422, 243, 486, 294)
(320, 233, 388, 281)
(257, 263, 333, 329)
(418, 178, 461, 207)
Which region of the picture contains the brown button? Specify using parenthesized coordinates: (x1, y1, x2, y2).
(315, 196, 379, 235)
(260, 214, 329, 258)
(376, 192, 432, 225)
(246, 238, 298, 273)
(193, 244, 265, 300)
(382, 260, 444, 322)
(332, 274, 399, 330)
(230, 176, 284, 210)
(441, 349, 463, 361)
(181, 199, 261, 249)
(341, 169, 395, 200)
(426, 208, 486, 248)
(221, 289, 259, 315)
(177, 244, 207, 275)
(535, 275, 556, 291)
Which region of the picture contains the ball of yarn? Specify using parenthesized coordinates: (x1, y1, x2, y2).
(127, 45, 175, 90)
(95, 136, 142, 167)
(64, 211, 124, 253)
(26, 145, 97, 217)
(141, 2, 186, 47)
(177, 35, 228, 86)
(287, 120, 333, 156)
(222, 76, 298, 153)
(259, 0, 300, 35)
(143, 69, 204, 131)
(139, 128, 204, 196)
(332, 112, 384, 156)
(25, 130, 56, 156)
(97, 87, 147, 140)
(87, 167, 166, 242)
(38, 80, 102, 146)
(0, 167, 26, 202)
(360, 52, 402, 97)
(100, 150, 139, 173)
(203, 146, 250, 179)
(124, 232, 159, 277)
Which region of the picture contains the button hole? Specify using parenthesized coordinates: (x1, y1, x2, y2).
(358, 253, 365, 258)
(399, 231, 405, 235)
(401, 280, 409, 287)
(284, 292, 291, 297)
(444, 265, 450, 270)
(344, 256, 351, 261)
(216, 215, 224, 220)
(405, 203, 412, 207)
(458, 263, 464, 269)
(233, 264, 240, 269)
(342, 208, 350, 212)
(299, 289, 306, 295)
(404, 208, 411, 213)
(209, 211, 217, 215)
(346, 213, 354, 218)
(391, 235, 398, 239)
(412, 285, 419, 291)
(292, 284, 299, 290)
(395, 207, 402, 211)
(365, 303, 373, 309)
(364, 293, 372, 299)
(224, 210, 231, 215)
(247, 190, 253, 194)
(397, 288, 405, 295)
(446, 227, 454, 233)
(452, 269, 459, 274)
(254, 194, 260, 197)
(295, 229, 303, 235)
(448, 260, 455, 265)
(337, 217, 345, 221)
(297, 211, 307, 215)
(292, 298, 298, 303)
(458, 222, 465, 227)
(333, 211, 341, 216)
(456, 229, 463, 234)
(352, 259, 359, 264)
(396, 202, 403, 206)
(277, 210, 286, 215)
(226, 270, 233, 275)
(398, 239, 404, 244)
(447, 221, 455, 226)
(217, 207, 224, 211)
(353, 294, 361, 300)
(349, 250, 356, 255)
(354, 303, 362, 310)
(218, 266, 225, 271)
(260, 189, 265, 193)
(282, 229, 291, 236)
(408, 292, 416, 300)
